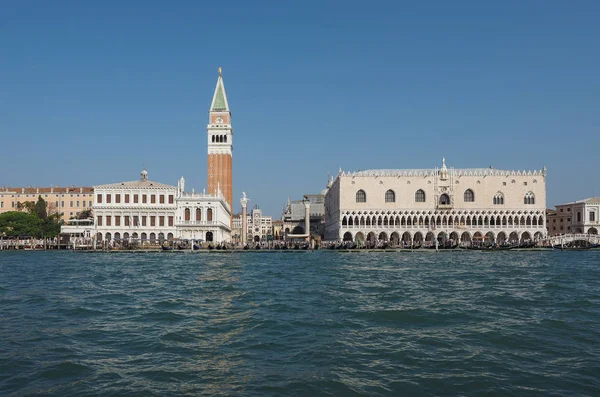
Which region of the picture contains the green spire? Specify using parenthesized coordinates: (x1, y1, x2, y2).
(210, 68, 229, 111)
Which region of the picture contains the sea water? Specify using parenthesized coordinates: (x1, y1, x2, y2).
(1, 250, 599, 396)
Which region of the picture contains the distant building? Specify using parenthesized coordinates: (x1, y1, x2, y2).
(282, 193, 326, 238)
(272, 220, 283, 240)
(323, 158, 547, 245)
(247, 205, 272, 243)
(0, 186, 93, 220)
(547, 198, 600, 235)
(93, 170, 231, 245)
(231, 213, 242, 244)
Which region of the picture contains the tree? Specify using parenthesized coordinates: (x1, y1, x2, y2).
(16, 201, 36, 214)
(77, 209, 92, 219)
(35, 196, 48, 220)
(0, 211, 42, 237)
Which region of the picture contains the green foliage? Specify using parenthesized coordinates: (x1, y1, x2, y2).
(35, 196, 48, 220)
(0, 211, 42, 237)
(2, 196, 64, 238)
(77, 209, 92, 220)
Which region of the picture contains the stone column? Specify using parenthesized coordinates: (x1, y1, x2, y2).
(240, 193, 249, 246)
(303, 198, 311, 242)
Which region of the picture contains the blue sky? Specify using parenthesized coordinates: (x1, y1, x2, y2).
(1, 1, 599, 216)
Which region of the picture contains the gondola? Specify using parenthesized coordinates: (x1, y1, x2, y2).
(161, 245, 173, 251)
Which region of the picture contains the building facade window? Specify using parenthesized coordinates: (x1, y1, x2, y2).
(464, 189, 474, 202)
(134, 194, 139, 204)
(169, 195, 174, 204)
(160, 195, 165, 204)
(493, 192, 504, 205)
(125, 194, 130, 203)
(590, 212, 596, 222)
(106, 194, 111, 204)
(439, 193, 450, 205)
(159, 216, 164, 226)
(151, 195, 156, 204)
(97, 216, 102, 226)
(97, 194, 102, 203)
(415, 189, 425, 203)
(168, 216, 174, 226)
(115, 216, 121, 226)
(356, 190, 366, 203)
(115, 194, 121, 204)
(524, 192, 535, 205)
(385, 190, 395, 203)
(142, 194, 147, 204)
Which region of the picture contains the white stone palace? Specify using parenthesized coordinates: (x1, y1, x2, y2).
(324, 158, 547, 246)
(93, 170, 231, 245)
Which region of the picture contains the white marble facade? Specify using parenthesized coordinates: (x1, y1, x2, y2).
(93, 170, 231, 245)
(324, 159, 547, 245)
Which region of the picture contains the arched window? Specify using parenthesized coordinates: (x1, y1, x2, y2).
(224, 135, 227, 143)
(439, 193, 450, 205)
(207, 208, 213, 221)
(196, 208, 202, 221)
(184, 208, 191, 221)
(356, 190, 366, 203)
(211, 135, 215, 143)
(493, 192, 504, 205)
(415, 189, 425, 203)
(464, 189, 474, 202)
(385, 189, 395, 203)
(524, 192, 535, 205)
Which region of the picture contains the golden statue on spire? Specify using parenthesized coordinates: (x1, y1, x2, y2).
(218, 67, 222, 76)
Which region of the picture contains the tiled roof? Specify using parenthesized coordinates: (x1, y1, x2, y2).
(0, 186, 93, 194)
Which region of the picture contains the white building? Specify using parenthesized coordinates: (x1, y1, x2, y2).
(175, 177, 232, 243)
(247, 206, 272, 243)
(93, 170, 231, 245)
(547, 197, 600, 235)
(324, 158, 547, 246)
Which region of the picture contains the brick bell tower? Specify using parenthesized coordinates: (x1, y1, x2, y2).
(207, 67, 233, 210)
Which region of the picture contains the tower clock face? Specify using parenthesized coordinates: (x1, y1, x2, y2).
(215, 116, 223, 124)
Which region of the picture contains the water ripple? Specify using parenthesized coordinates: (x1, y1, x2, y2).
(1, 250, 599, 396)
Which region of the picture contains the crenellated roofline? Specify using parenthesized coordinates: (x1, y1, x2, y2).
(336, 167, 547, 179)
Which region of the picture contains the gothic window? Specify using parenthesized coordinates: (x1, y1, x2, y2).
(493, 192, 504, 205)
(385, 189, 395, 203)
(415, 189, 425, 203)
(524, 192, 535, 205)
(463, 189, 474, 202)
(439, 193, 450, 205)
(356, 190, 366, 203)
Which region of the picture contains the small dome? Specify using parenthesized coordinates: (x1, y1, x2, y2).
(141, 169, 148, 181)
